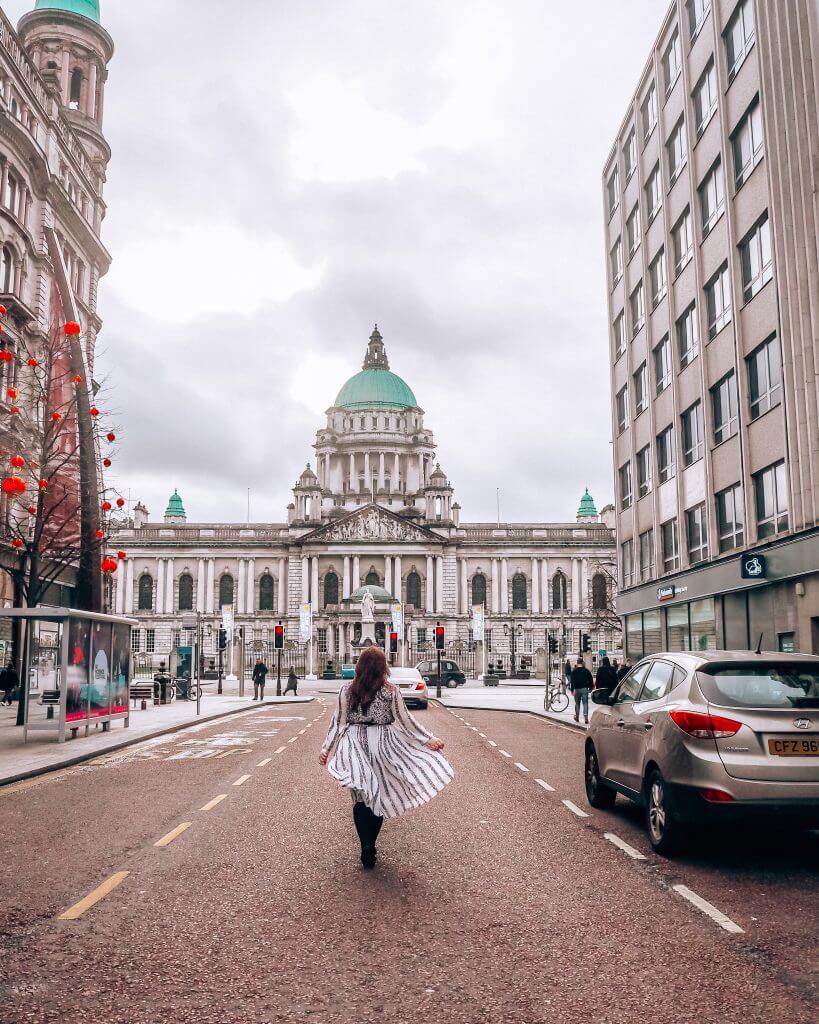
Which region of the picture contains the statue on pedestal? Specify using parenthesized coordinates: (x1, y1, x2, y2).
(361, 589, 375, 623)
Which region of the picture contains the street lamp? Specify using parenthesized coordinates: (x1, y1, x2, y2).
(503, 622, 524, 678)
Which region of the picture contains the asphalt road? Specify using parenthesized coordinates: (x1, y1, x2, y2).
(0, 700, 816, 1024)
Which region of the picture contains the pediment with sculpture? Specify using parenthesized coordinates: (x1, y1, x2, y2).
(298, 504, 443, 545)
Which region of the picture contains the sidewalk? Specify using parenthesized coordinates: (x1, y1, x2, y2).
(429, 679, 590, 732)
(0, 679, 315, 787)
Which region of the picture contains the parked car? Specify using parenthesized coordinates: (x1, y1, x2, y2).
(415, 659, 466, 688)
(584, 651, 819, 854)
(390, 666, 429, 709)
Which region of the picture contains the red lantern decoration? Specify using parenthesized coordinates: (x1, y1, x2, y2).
(38, 479, 48, 490)
(1, 477, 25, 495)
(90, 407, 100, 417)
(101, 558, 119, 574)
(64, 321, 81, 336)
(117, 550, 127, 560)
(27, 505, 36, 515)
(106, 432, 116, 442)
(12, 538, 23, 549)
(51, 412, 62, 422)
(116, 497, 125, 508)
(95, 529, 104, 539)
(27, 358, 38, 368)
(7, 387, 17, 400)
(0, 350, 11, 363)
(0, 304, 7, 315)
(72, 375, 82, 384)
(101, 501, 112, 511)
(103, 458, 112, 468)
(9, 406, 19, 415)
(10, 455, 25, 469)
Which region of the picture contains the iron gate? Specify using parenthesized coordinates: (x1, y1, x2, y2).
(244, 641, 308, 678)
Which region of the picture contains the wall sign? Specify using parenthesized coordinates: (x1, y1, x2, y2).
(740, 553, 767, 580)
(657, 585, 676, 602)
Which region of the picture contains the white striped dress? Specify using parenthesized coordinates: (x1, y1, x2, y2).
(321, 682, 454, 819)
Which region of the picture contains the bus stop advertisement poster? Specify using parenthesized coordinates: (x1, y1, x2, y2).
(66, 618, 130, 723)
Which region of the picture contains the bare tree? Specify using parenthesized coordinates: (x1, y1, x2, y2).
(586, 559, 623, 642)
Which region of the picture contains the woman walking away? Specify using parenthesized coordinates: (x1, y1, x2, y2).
(319, 647, 453, 869)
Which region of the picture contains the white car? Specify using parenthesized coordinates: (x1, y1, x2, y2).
(389, 667, 429, 709)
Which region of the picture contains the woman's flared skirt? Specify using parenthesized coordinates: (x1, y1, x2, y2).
(328, 723, 454, 819)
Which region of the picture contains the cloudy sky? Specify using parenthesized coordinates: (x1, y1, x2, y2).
(11, 0, 663, 523)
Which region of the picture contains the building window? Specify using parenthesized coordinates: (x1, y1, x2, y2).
(711, 371, 739, 445)
(754, 461, 789, 538)
(219, 574, 234, 608)
(512, 573, 527, 611)
(633, 362, 648, 416)
(687, 0, 712, 38)
(610, 238, 623, 286)
(592, 573, 608, 610)
(699, 158, 725, 236)
(178, 573, 194, 612)
(69, 68, 82, 109)
(630, 282, 645, 337)
(616, 385, 629, 434)
(653, 335, 672, 394)
(639, 529, 655, 581)
(641, 82, 657, 142)
(686, 504, 709, 564)
(138, 574, 153, 611)
(716, 483, 745, 552)
(624, 127, 637, 180)
(732, 98, 764, 188)
(693, 60, 718, 136)
(663, 29, 682, 94)
(676, 302, 699, 368)
(682, 401, 704, 467)
(645, 163, 662, 222)
(619, 461, 633, 510)
(323, 571, 339, 607)
(607, 167, 619, 218)
(740, 213, 773, 302)
(552, 572, 567, 610)
(705, 263, 732, 339)
(613, 312, 626, 359)
(471, 573, 487, 607)
(625, 206, 640, 259)
(0, 244, 13, 292)
(621, 539, 634, 588)
(259, 574, 275, 610)
(747, 335, 782, 420)
(131, 629, 141, 653)
(666, 117, 687, 184)
(146, 629, 156, 654)
(636, 445, 652, 498)
(657, 424, 676, 483)
(406, 571, 422, 608)
(661, 519, 680, 572)
(725, 0, 755, 81)
(649, 248, 667, 308)
(672, 207, 693, 275)
(364, 569, 380, 587)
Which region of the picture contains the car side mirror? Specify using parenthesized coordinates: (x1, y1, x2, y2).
(591, 689, 612, 705)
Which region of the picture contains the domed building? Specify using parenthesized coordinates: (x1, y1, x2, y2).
(113, 328, 619, 676)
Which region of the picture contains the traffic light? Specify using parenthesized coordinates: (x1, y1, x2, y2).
(389, 631, 398, 654)
(274, 624, 285, 650)
(217, 628, 228, 651)
(548, 636, 558, 654)
(582, 633, 591, 653)
(434, 625, 445, 651)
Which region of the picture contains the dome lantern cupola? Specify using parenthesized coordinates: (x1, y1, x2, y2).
(577, 488, 599, 523)
(334, 326, 418, 411)
(164, 489, 186, 524)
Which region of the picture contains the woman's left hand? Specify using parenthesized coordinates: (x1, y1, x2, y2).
(426, 737, 445, 752)
(318, 751, 329, 766)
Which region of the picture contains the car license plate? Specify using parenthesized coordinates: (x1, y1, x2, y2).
(767, 736, 819, 756)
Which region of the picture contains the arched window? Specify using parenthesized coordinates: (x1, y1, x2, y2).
(471, 573, 487, 607)
(552, 572, 567, 610)
(178, 573, 193, 612)
(219, 574, 234, 608)
(259, 574, 275, 611)
(6, 174, 17, 217)
(138, 574, 153, 611)
(69, 68, 82, 109)
(406, 571, 422, 608)
(1, 245, 12, 292)
(323, 571, 339, 607)
(592, 573, 608, 610)
(365, 569, 380, 587)
(512, 573, 528, 610)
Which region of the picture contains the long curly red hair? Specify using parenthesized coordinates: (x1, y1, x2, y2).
(347, 645, 390, 713)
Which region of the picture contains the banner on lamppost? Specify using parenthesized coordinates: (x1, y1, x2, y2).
(391, 602, 404, 636)
(299, 602, 312, 643)
(472, 605, 485, 641)
(221, 604, 234, 643)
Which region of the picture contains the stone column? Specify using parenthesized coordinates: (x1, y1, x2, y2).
(582, 557, 589, 613)
(501, 559, 509, 614)
(436, 556, 444, 614)
(156, 559, 165, 615)
(393, 555, 402, 601)
(246, 559, 255, 614)
(353, 555, 360, 589)
(364, 452, 371, 495)
(342, 556, 351, 600)
(418, 452, 424, 490)
(349, 452, 356, 492)
(165, 559, 174, 614)
(541, 558, 549, 613)
(491, 559, 499, 613)
(88, 60, 98, 119)
(393, 452, 400, 491)
(531, 558, 540, 615)
(0, 157, 7, 209)
(237, 559, 246, 614)
(125, 559, 134, 614)
(301, 556, 309, 604)
(378, 452, 385, 491)
(311, 557, 319, 612)
(327, 625, 335, 660)
(384, 556, 392, 596)
(278, 558, 287, 614)
(60, 48, 69, 102)
(197, 559, 205, 612)
(460, 560, 468, 615)
(426, 556, 434, 613)
(206, 560, 215, 614)
(571, 559, 581, 613)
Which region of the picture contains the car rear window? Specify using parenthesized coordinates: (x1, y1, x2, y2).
(697, 662, 819, 709)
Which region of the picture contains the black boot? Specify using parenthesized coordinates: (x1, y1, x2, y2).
(353, 802, 377, 869)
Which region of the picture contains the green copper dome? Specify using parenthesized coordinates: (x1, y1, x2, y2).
(577, 489, 598, 519)
(335, 325, 418, 411)
(35, 0, 100, 22)
(164, 489, 185, 519)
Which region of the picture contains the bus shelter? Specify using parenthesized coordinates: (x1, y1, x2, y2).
(0, 608, 137, 744)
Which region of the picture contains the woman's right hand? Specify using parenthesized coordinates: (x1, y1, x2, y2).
(318, 751, 329, 766)
(426, 737, 445, 752)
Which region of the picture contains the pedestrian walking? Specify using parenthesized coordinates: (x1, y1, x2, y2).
(283, 668, 299, 696)
(617, 659, 632, 681)
(570, 656, 593, 725)
(319, 646, 453, 869)
(252, 659, 268, 701)
(595, 656, 618, 694)
(563, 657, 572, 692)
(0, 662, 18, 706)
(611, 658, 620, 677)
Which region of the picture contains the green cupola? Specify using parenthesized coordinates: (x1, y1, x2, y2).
(334, 326, 418, 411)
(577, 489, 598, 522)
(164, 489, 186, 523)
(34, 0, 101, 23)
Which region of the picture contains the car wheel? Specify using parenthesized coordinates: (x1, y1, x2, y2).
(645, 768, 683, 856)
(446, 678, 457, 689)
(585, 743, 616, 809)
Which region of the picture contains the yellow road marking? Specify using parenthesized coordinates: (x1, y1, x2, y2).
(154, 822, 193, 847)
(200, 794, 227, 811)
(257, 758, 272, 767)
(233, 774, 251, 786)
(58, 871, 129, 920)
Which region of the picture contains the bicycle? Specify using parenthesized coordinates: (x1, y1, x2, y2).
(544, 680, 569, 713)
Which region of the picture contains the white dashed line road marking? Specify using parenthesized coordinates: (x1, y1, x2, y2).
(288, 737, 298, 743)
(257, 758, 272, 767)
(233, 775, 251, 787)
(535, 779, 555, 792)
(514, 762, 530, 773)
(673, 885, 744, 934)
(274, 745, 286, 754)
(487, 741, 498, 747)
(200, 795, 227, 811)
(154, 823, 193, 847)
(499, 750, 512, 758)
(562, 799, 589, 818)
(478, 732, 487, 738)
(604, 832, 646, 860)
(58, 872, 129, 921)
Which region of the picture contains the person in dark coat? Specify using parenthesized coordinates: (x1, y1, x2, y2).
(1, 662, 19, 706)
(570, 657, 594, 725)
(252, 660, 268, 701)
(617, 659, 632, 681)
(595, 656, 618, 694)
(563, 658, 572, 692)
(283, 668, 298, 696)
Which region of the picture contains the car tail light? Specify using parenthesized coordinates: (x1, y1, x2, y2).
(415, 682, 426, 691)
(700, 788, 734, 803)
(669, 709, 742, 739)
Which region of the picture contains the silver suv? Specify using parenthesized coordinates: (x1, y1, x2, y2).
(584, 651, 819, 854)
